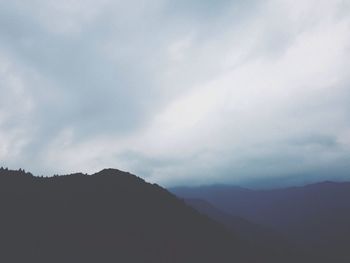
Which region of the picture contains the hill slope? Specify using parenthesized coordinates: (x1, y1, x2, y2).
(0, 168, 267, 263)
(171, 182, 350, 263)
(184, 198, 301, 255)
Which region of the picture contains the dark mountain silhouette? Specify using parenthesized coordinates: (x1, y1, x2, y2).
(0, 167, 311, 263)
(171, 181, 350, 263)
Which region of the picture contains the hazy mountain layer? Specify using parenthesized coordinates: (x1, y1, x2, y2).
(171, 182, 350, 263)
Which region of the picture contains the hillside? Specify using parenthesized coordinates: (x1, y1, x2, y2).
(171, 182, 350, 263)
(184, 198, 302, 256)
(0, 168, 267, 263)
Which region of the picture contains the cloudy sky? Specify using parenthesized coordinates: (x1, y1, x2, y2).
(1, 0, 350, 186)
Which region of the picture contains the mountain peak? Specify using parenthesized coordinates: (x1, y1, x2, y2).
(93, 168, 145, 182)
(95, 168, 134, 176)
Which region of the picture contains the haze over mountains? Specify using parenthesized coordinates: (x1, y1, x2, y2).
(171, 182, 350, 263)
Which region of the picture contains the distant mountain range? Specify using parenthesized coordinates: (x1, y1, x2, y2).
(1, 167, 348, 262)
(184, 198, 304, 258)
(170, 181, 350, 263)
(0, 167, 310, 263)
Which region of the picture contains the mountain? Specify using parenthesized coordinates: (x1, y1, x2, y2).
(171, 181, 350, 263)
(0, 167, 299, 263)
(184, 198, 303, 257)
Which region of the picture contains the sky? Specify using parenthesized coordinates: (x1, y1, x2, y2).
(0, 0, 350, 186)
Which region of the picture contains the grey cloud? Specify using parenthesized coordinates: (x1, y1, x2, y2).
(288, 134, 338, 148)
(0, 2, 165, 136)
(164, 0, 255, 20)
(0, 0, 349, 186)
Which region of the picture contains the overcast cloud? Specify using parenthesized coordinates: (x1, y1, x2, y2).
(0, 0, 350, 186)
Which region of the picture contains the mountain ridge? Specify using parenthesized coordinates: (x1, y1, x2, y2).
(171, 180, 350, 263)
(0, 167, 294, 263)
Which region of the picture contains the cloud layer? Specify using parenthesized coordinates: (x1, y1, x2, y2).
(1, 0, 350, 186)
